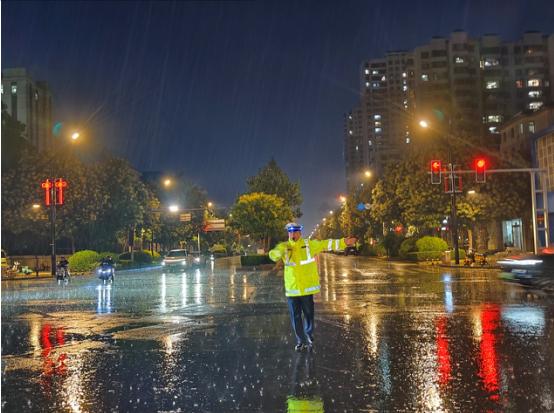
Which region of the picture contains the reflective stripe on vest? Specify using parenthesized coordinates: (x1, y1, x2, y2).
(304, 285, 320, 293)
(286, 289, 300, 295)
(299, 239, 314, 265)
(335, 239, 339, 250)
(327, 239, 332, 251)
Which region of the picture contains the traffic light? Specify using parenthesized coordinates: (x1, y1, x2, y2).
(474, 158, 486, 183)
(41, 179, 53, 206)
(430, 160, 441, 184)
(55, 178, 68, 205)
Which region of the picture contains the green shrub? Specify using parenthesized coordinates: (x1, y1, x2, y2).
(415, 236, 448, 260)
(381, 232, 405, 257)
(69, 250, 100, 272)
(118, 250, 154, 263)
(399, 237, 418, 259)
(241, 255, 273, 266)
(361, 244, 386, 257)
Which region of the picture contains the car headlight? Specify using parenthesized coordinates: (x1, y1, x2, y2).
(162, 261, 166, 266)
(194, 257, 200, 263)
(182, 260, 187, 266)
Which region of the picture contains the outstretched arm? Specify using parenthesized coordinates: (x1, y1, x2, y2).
(309, 237, 357, 255)
(269, 243, 287, 262)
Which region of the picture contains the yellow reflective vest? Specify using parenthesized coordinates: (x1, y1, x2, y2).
(287, 396, 324, 412)
(269, 237, 347, 297)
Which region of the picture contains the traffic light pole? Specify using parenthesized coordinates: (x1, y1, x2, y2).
(448, 161, 460, 264)
(50, 181, 57, 276)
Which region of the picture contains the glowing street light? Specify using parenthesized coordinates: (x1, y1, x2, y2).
(71, 131, 80, 141)
(467, 190, 476, 195)
(339, 195, 347, 203)
(163, 178, 172, 187)
(168, 205, 179, 213)
(364, 170, 372, 178)
(207, 202, 213, 208)
(419, 119, 429, 129)
(32, 204, 41, 209)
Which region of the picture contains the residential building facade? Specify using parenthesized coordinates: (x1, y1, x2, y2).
(1, 68, 53, 152)
(345, 31, 554, 194)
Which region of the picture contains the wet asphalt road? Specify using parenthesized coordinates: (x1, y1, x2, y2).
(1, 254, 553, 412)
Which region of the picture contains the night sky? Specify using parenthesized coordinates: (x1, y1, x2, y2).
(3, 0, 553, 233)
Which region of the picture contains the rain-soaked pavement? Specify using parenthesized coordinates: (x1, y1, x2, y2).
(1, 254, 553, 412)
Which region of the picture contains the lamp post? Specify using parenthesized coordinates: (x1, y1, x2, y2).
(420, 116, 460, 264)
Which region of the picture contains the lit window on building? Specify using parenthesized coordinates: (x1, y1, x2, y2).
(0, 84, 3, 94)
(486, 81, 499, 89)
(488, 126, 497, 133)
(373, 114, 381, 120)
(372, 82, 380, 88)
(11, 83, 17, 94)
(402, 72, 407, 78)
(364, 68, 369, 75)
(372, 70, 379, 75)
(406, 137, 411, 144)
(519, 123, 524, 134)
(484, 58, 499, 67)
(381, 76, 386, 81)
(34, 91, 39, 101)
(487, 115, 502, 123)
(375, 121, 381, 127)
(527, 79, 541, 87)
(528, 121, 535, 133)
(375, 128, 382, 133)
(348, 114, 352, 120)
(365, 81, 370, 88)
(368, 140, 372, 146)
(402, 85, 408, 91)
(528, 90, 541, 98)
(515, 80, 524, 88)
(421, 74, 429, 81)
(528, 101, 543, 111)
(349, 130, 353, 135)
(455, 56, 464, 64)
(355, 145, 359, 151)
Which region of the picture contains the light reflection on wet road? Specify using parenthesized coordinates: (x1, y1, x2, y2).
(2, 255, 553, 412)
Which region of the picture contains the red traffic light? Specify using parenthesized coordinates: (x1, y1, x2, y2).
(41, 179, 53, 206)
(474, 158, 487, 183)
(430, 160, 441, 184)
(55, 178, 68, 205)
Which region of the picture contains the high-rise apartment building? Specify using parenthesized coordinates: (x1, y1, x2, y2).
(1, 68, 53, 152)
(344, 31, 554, 194)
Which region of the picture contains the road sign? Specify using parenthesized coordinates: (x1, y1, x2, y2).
(179, 213, 192, 222)
(204, 219, 225, 232)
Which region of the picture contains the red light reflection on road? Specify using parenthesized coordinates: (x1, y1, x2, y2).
(40, 324, 67, 378)
(436, 316, 451, 387)
(478, 304, 500, 402)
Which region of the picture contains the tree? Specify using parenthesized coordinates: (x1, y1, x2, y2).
(246, 159, 303, 217)
(1, 103, 35, 172)
(230, 192, 293, 251)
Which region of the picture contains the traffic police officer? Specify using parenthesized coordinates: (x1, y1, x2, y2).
(269, 223, 357, 351)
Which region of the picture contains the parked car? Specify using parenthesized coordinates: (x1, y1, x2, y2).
(161, 249, 189, 271)
(1, 249, 9, 276)
(498, 253, 554, 289)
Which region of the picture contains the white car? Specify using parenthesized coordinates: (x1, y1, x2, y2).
(162, 249, 189, 270)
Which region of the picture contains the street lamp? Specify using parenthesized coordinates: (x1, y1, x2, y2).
(32, 204, 41, 209)
(364, 170, 372, 178)
(467, 190, 476, 195)
(329, 210, 333, 215)
(419, 114, 460, 264)
(339, 195, 347, 203)
(207, 201, 213, 208)
(168, 205, 179, 213)
(71, 131, 80, 141)
(163, 178, 172, 188)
